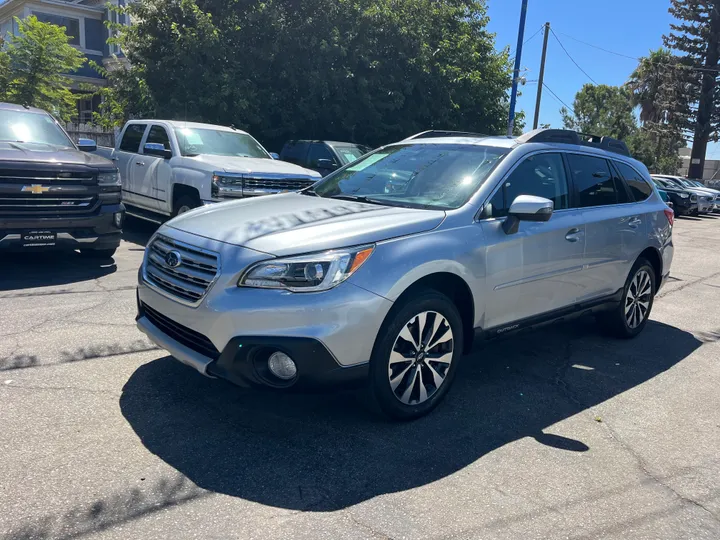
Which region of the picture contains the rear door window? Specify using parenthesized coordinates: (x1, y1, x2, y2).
(119, 124, 147, 153)
(568, 154, 622, 207)
(487, 153, 569, 218)
(615, 162, 653, 202)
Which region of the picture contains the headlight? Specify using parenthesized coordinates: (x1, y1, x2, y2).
(679, 193, 689, 199)
(98, 170, 120, 186)
(239, 245, 374, 292)
(212, 172, 243, 198)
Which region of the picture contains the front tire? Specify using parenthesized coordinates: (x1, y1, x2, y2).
(598, 258, 656, 339)
(369, 291, 463, 420)
(173, 195, 201, 217)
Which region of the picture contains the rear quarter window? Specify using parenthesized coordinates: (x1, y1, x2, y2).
(615, 162, 653, 202)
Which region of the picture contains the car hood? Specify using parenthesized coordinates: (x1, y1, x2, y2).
(167, 193, 446, 256)
(188, 154, 320, 179)
(0, 141, 115, 168)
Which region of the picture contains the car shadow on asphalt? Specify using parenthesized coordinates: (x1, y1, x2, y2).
(0, 251, 116, 291)
(119, 317, 702, 513)
(122, 216, 159, 248)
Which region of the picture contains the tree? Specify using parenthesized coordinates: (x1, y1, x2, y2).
(626, 49, 687, 174)
(561, 84, 636, 139)
(91, 62, 156, 129)
(663, 0, 720, 178)
(113, 0, 516, 148)
(0, 16, 86, 121)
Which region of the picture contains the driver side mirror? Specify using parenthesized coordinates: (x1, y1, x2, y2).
(315, 158, 338, 170)
(269, 152, 280, 160)
(144, 142, 172, 159)
(77, 138, 97, 152)
(502, 195, 554, 235)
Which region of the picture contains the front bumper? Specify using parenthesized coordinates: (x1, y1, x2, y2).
(135, 227, 392, 389)
(697, 199, 713, 213)
(0, 203, 125, 251)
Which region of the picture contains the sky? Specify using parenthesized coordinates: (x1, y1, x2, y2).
(486, 0, 720, 160)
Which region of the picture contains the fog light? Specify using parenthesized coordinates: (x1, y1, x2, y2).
(267, 351, 297, 380)
(113, 212, 124, 228)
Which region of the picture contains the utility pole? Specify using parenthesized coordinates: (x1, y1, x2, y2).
(507, 0, 529, 137)
(532, 22, 550, 130)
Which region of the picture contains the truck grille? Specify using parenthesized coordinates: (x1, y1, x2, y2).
(144, 235, 220, 305)
(0, 194, 96, 214)
(243, 177, 316, 192)
(141, 303, 220, 359)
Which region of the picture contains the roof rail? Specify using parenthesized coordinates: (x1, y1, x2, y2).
(404, 130, 488, 141)
(517, 128, 631, 157)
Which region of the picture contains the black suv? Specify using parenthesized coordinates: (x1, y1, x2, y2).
(0, 103, 124, 256)
(279, 140, 370, 176)
(651, 176, 697, 217)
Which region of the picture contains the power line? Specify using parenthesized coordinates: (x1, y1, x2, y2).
(543, 82, 575, 116)
(550, 28, 598, 84)
(556, 31, 638, 61)
(555, 30, 720, 73)
(509, 24, 545, 63)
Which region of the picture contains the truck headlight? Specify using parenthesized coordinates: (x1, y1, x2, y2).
(98, 170, 120, 186)
(679, 193, 689, 199)
(239, 245, 374, 292)
(212, 173, 243, 198)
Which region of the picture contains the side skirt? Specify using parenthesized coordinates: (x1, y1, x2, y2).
(472, 289, 624, 348)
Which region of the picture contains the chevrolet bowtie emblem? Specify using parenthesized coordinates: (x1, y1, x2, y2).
(21, 184, 50, 194)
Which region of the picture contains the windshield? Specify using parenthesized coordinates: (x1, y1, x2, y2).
(311, 143, 509, 210)
(333, 145, 367, 165)
(174, 127, 269, 158)
(0, 109, 74, 147)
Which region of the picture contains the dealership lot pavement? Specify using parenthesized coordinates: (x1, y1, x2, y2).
(1, 215, 720, 540)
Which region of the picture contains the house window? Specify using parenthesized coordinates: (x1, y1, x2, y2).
(78, 98, 94, 123)
(33, 12, 81, 46)
(108, 9, 119, 55)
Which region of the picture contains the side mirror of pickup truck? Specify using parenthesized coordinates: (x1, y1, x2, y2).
(77, 138, 97, 152)
(269, 152, 280, 160)
(144, 143, 172, 159)
(315, 158, 339, 170)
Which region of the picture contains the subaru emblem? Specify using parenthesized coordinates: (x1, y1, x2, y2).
(165, 250, 182, 268)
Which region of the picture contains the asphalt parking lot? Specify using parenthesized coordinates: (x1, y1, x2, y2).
(1, 215, 720, 540)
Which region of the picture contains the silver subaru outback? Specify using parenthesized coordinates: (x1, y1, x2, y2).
(136, 128, 674, 420)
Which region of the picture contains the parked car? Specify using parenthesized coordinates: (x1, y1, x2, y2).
(653, 175, 715, 214)
(92, 121, 322, 222)
(651, 177, 697, 216)
(0, 102, 123, 256)
(136, 128, 673, 420)
(683, 179, 720, 212)
(280, 140, 371, 176)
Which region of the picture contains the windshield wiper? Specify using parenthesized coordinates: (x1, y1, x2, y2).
(327, 194, 387, 205)
(300, 188, 318, 196)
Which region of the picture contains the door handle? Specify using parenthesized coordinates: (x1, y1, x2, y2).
(629, 217, 642, 228)
(565, 228, 583, 242)
(136, 161, 145, 167)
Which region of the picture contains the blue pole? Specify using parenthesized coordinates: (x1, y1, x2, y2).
(507, 0, 529, 137)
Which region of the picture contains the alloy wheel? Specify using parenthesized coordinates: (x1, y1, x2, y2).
(388, 311, 454, 405)
(625, 269, 652, 329)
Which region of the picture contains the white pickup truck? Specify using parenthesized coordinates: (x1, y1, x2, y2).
(94, 120, 322, 219)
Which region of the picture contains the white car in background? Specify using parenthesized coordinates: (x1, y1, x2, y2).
(92, 120, 322, 221)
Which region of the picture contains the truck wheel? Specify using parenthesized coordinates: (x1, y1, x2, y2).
(79, 248, 117, 259)
(173, 195, 200, 217)
(368, 291, 463, 421)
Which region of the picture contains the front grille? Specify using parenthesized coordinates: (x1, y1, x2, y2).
(0, 170, 95, 184)
(142, 303, 220, 359)
(0, 194, 96, 215)
(243, 177, 316, 191)
(144, 235, 220, 305)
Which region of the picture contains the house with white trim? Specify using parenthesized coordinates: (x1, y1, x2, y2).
(0, 0, 129, 121)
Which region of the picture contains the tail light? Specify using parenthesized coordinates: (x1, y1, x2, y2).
(664, 208, 674, 227)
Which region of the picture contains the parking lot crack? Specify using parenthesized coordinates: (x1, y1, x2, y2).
(595, 420, 720, 523)
(658, 270, 720, 298)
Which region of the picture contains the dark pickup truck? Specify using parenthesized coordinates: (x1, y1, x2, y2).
(0, 103, 124, 257)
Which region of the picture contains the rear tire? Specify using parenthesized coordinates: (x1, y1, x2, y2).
(597, 258, 655, 339)
(173, 194, 201, 217)
(368, 291, 463, 420)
